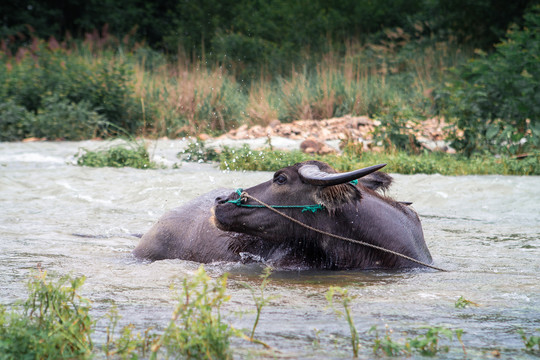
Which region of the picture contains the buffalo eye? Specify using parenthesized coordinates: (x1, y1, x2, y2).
(274, 173, 287, 185)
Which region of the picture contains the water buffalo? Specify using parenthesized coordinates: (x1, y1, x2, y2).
(134, 161, 433, 270)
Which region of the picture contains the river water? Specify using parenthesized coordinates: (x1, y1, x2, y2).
(1, 139, 539, 359)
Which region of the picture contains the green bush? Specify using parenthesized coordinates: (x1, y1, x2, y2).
(0, 39, 142, 140)
(0, 272, 94, 360)
(76, 142, 157, 169)
(438, 5, 540, 156)
(218, 144, 308, 171)
(372, 107, 422, 153)
(179, 139, 219, 163)
(0, 100, 35, 141)
(33, 96, 105, 140)
(152, 266, 234, 360)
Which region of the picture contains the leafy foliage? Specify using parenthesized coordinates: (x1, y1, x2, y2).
(0, 271, 94, 360)
(370, 325, 465, 357)
(455, 296, 479, 309)
(33, 96, 105, 140)
(369, 325, 410, 356)
(372, 107, 422, 153)
(218, 144, 307, 171)
(1, 0, 531, 73)
(76, 142, 156, 169)
(179, 139, 220, 163)
(0, 38, 142, 139)
(518, 329, 540, 352)
(195, 141, 538, 175)
(438, 5, 540, 155)
(326, 286, 360, 358)
(0, 100, 35, 141)
(151, 266, 234, 360)
(103, 306, 158, 359)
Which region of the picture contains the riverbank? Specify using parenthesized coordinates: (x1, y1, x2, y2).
(9, 137, 537, 176)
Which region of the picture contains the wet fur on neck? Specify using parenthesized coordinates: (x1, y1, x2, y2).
(296, 161, 360, 211)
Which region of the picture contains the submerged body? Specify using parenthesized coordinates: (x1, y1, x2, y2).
(134, 161, 432, 269)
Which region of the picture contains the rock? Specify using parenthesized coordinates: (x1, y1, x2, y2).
(197, 133, 211, 141)
(212, 114, 453, 154)
(269, 119, 281, 128)
(300, 138, 337, 155)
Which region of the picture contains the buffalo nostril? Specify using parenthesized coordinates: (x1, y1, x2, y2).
(215, 196, 228, 205)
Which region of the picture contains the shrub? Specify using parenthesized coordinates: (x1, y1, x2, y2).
(370, 325, 465, 357)
(218, 144, 307, 171)
(518, 329, 540, 352)
(151, 266, 234, 360)
(0, 100, 35, 141)
(76, 142, 157, 169)
(33, 96, 104, 140)
(372, 106, 422, 153)
(0, 272, 94, 359)
(178, 139, 219, 163)
(0, 38, 143, 140)
(437, 5, 540, 155)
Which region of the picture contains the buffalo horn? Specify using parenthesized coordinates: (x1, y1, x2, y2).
(299, 163, 387, 186)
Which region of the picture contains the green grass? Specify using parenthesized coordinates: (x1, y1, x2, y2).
(0, 271, 94, 360)
(75, 142, 157, 169)
(326, 286, 361, 358)
(182, 141, 539, 175)
(150, 266, 234, 360)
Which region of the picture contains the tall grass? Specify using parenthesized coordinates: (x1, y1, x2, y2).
(1, 28, 469, 141)
(134, 60, 247, 137)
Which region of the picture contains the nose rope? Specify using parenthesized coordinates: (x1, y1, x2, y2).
(231, 190, 446, 272)
(227, 188, 324, 213)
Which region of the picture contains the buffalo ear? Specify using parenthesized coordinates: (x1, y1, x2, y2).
(359, 171, 393, 192)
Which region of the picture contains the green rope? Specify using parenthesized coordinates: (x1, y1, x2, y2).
(227, 189, 324, 213)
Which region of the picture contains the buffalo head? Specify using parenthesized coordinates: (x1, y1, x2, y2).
(213, 161, 385, 240)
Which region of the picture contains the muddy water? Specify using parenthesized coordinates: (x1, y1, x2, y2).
(1, 140, 539, 359)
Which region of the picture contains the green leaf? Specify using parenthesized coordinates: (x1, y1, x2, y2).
(486, 124, 500, 140)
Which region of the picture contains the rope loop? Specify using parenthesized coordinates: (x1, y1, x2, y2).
(227, 188, 325, 213)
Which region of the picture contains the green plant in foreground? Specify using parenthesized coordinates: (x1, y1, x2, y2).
(370, 325, 466, 357)
(150, 266, 234, 360)
(0, 271, 94, 360)
(76, 141, 157, 169)
(518, 329, 540, 352)
(369, 325, 410, 356)
(455, 296, 479, 309)
(408, 326, 464, 356)
(241, 267, 275, 341)
(103, 306, 158, 359)
(326, 286, 360, 358)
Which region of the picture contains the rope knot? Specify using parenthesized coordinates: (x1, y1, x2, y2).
(301, 204, 324, 213)
(227, 188, 246, 206)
